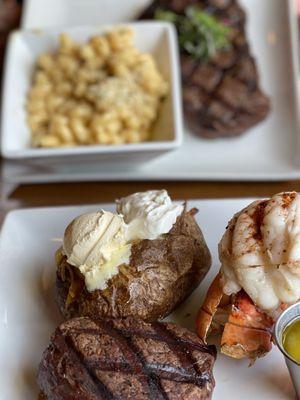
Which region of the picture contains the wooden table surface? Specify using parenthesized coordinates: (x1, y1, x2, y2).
(4, 180, 300, 209)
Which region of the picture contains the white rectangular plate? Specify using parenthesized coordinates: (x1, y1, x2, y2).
(0, 198, 296, 399)
(3, 0, 299, 183)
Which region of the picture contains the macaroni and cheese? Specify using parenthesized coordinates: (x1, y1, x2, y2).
(26, 28, 168, 147)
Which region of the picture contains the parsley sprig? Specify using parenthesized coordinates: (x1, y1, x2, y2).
(155, 6, 231, 62)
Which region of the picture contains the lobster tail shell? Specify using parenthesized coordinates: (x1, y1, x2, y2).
(196, 273, 224, 341)
(196, 273, 274, 361)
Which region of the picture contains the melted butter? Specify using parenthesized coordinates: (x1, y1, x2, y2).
(283, 319, 300, 363)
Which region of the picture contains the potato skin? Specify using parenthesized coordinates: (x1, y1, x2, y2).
(56, 209, 211, 321)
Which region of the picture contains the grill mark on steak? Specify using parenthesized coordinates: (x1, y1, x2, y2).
(72, 357, 208, 384)
(146, 363, 208, 383)
(93, 319, 168, 400)
(70, 326, 215, 356)
(55, 328, 117, 400)
(152, 322, 212, 386)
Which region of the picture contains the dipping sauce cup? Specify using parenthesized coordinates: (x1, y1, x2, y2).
(275, 302, 300, 398)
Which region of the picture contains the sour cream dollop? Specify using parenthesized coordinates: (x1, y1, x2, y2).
(116, 189, 184, 240)
(220, 192, 300, 313)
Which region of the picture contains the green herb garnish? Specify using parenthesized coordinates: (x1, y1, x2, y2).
(155, 6, 231, 62)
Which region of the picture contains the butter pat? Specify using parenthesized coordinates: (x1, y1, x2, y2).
(63, 210, 131, 292)
(79, 244, 131, 291)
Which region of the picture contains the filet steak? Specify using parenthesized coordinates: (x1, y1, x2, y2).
(140, 0, 271, 138)
(38, 317, 216, 399)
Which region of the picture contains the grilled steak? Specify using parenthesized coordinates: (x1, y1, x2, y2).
(140, 0, 270, 138)
(38, 317, 216, 399)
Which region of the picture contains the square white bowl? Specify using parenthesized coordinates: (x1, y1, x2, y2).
(1, 22, 183, 164)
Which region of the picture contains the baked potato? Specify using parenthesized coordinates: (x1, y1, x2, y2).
(56, 207, 211, 321)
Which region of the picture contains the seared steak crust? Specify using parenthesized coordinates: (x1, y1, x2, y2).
(140, 0, 270, 138)
(56, 210, 211, 322)
(38, 317, 216, 399)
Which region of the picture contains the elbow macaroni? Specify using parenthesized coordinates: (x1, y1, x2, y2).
(26, 28, 168, 147)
